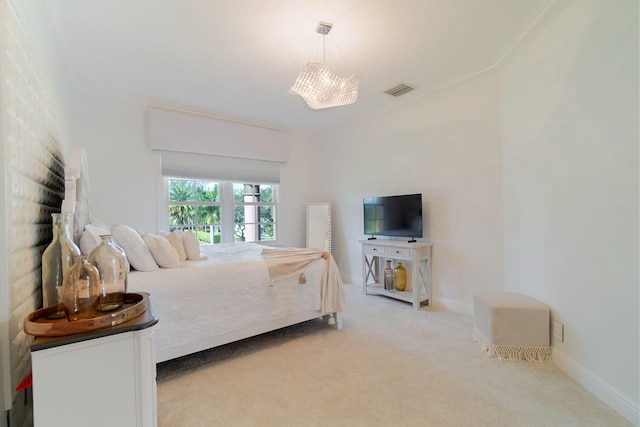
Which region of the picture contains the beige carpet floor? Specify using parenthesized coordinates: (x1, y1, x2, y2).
(156, 284, 632, 427)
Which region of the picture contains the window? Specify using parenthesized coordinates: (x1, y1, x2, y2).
(233, 183, 276, 243)
(168, 179, 222, 243)
(166, 178, 277, 244)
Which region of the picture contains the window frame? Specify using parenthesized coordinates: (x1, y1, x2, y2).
(162, 176, 279, 245)
(232, 183, 277, 243)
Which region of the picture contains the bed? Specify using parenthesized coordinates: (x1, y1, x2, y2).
(127, 242, 345, 362)
(63, 148, 346, 363)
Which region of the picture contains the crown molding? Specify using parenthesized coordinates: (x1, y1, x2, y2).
(496, 0, 572, 69)
(144, 100, 289, 133)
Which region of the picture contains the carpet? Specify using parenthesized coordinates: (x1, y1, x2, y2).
(156, 284, 631, 427)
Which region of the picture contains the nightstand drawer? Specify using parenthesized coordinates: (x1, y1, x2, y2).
(363, 244, 386, 256)
(385, 246, 411, 259)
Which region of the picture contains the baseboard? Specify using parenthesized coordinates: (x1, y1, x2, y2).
(552, 348, 640, 426)
(348, 276, 475, 316)
(342, 275, 358, 286)
(348, 278, 475, 316)
(432, 296, 474, 316)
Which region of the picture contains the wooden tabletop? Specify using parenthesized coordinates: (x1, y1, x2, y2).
(31, 293, 158, 352)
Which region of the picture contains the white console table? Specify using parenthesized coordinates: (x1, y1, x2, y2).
(361, 240, 432, 309)
(31, 295, 158, 427)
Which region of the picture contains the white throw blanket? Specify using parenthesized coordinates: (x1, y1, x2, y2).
(261, 248, 346, 313)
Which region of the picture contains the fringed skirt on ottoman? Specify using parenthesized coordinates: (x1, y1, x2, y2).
(473, 292, 551, 362)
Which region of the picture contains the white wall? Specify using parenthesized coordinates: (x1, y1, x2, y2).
(69, 96, 157, 230)
(323, 70, 504, 313)
(279, 131, 325, 248)
(67, 94, 324, 247)
(501, 0, 638, 420)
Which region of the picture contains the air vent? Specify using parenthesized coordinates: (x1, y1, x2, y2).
(384, 83, 415, 97)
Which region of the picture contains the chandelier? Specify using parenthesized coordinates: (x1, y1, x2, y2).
(289, 22, 365, 110)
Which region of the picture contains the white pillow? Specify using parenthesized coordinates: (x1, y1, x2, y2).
(79, 221, 112, 255)
(182, 230, 208, 261)
(158, 230, 187, 262)
(79, 230, 98, 255)
(112, 224, 158, 272)
(80, 229, 131, 272)
(142, 233, 182, 268)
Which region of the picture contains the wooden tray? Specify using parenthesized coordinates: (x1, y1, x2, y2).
(24, 293, 148, 337)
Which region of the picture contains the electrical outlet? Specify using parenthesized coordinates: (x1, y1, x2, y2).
(553, 321, 564, 342)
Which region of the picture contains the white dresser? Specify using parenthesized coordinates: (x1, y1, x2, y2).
(31, 297, 158, 427)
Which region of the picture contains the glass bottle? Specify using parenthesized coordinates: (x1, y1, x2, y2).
(62, 255, 100, 321)
(383, 260, 395, 291)
(394, 262, 407, 292)
(89, 235, 127, 312)
(41, 213, 81, 318)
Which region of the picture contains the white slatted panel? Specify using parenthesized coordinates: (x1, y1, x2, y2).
(1, 1, 65, 425)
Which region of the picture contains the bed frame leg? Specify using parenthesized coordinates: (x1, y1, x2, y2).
(326, 313, 343, 330)
(335, 313, 343, 330)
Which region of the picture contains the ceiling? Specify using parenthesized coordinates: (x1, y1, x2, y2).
(37, 0, 546, 134)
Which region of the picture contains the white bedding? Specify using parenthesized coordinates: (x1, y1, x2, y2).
(127, 242, 344, 362)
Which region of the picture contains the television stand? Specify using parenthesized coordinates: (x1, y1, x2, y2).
(360, 239, 432, 310)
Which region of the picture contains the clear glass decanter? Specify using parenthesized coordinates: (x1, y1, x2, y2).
(41, 213, 81, 318)
(62, 255, 100, 321)
(89, 234, 128, 311)
(383, 260, 395, 291)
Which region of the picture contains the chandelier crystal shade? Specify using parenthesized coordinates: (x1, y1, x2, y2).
(290, 63, 365, 109)
(289, 22, 365, 109)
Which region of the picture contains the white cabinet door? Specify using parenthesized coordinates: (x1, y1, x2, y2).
(32, 328, 156, 427)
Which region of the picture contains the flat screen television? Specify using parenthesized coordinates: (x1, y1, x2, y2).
(363, 193, 423, 242)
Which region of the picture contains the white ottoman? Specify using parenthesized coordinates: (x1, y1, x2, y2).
(473, 292, 550, 362)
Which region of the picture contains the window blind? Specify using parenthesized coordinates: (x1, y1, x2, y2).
(160, 150, 281, 184)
